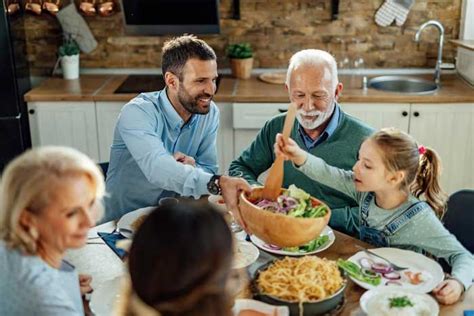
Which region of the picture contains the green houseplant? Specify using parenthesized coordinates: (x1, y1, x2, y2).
(226, 43, 254, 79)
(59, 36, 80, 80)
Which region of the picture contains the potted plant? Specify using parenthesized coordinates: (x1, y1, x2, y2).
(59, 36, 80, 80)
(227, 42, 253, 79)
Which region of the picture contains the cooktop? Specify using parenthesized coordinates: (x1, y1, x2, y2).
(114, 74, 226, 94)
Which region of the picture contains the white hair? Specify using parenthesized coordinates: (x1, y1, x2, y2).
(0, 146, 105, 254)
(286, 49, 339, 90)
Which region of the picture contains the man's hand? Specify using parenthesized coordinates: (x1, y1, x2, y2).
(79, 274, 93, 296)
(219, 175, 252, 231)
(174, 151, 196, 167)
(275, 133, 307, 166)
(432, 278, 464, 305)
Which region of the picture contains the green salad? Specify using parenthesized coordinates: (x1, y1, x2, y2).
(337, 259, 382, 286)
(283, 235, 330, 253)
(254, 185, 328, 218)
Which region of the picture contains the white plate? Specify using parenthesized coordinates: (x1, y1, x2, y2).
(249, 226, 335, 256)
(116, 206, 155, 238)
(89, 276, 123, 316)
(360, 287, 439, 315)
(232, 298, 289, 316)
(208, 194, 227, 213)
(233, 241, 260, 269)
(348, 248, 444, 293)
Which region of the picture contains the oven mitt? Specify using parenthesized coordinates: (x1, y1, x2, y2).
(375, 0, 415, 27)
(56, 3, 97, 53)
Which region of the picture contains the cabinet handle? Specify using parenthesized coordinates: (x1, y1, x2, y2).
(278, 109, 288, 113)
(413, 111, 420, 117)
(28, 109, 35, 114)
(402, 111, 408, 117)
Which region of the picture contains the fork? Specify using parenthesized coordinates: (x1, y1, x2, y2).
(356, 245, 408, 271)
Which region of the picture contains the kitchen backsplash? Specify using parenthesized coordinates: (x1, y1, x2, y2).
(23, 0, 461, 76)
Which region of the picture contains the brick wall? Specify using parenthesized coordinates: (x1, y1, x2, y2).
(23, 0, 461, 76)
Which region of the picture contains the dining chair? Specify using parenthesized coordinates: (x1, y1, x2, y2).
(98, 162, 109, 179)
(443, 189, 474, 253)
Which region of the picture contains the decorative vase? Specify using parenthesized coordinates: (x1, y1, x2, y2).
(230, 57, 253, 79)
(61, 54, 80, 80)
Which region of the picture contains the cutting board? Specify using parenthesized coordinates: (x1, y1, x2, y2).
(258, 72, 286, 84)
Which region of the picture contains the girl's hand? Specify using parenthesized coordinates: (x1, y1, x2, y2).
(432, 279, 464, 305)
(274, 133, 307, 166)
(79, 274, 93, 296)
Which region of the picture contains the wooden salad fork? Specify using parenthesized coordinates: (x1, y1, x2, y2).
(262, 103, 296, 201)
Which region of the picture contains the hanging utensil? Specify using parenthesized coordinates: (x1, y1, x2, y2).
(262, 102, 296, 201)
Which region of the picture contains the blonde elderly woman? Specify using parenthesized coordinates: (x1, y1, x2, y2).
(0, 146, 105, 315)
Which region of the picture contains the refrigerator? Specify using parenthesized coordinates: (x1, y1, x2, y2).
(0, 0, 32, 171)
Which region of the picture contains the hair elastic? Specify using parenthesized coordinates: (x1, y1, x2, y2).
(418, 145, 426, 155)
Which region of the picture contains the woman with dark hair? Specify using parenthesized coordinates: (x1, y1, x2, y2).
(117, 201, 234, 316)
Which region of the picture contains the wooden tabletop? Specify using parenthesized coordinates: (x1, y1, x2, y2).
(242, 230, 474, 316)
(24, 73, 474, 104)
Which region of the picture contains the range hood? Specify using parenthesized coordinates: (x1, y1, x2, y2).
(120, 0, 220, 35)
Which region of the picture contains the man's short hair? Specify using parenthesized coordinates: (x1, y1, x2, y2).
(162, 35, 216, 80)
(286, 49, 339, 90)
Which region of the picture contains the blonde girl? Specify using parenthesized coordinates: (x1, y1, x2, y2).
(275, 127, 473, 305)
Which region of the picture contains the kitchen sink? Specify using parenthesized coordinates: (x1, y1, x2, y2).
(368, 76, 438, 94)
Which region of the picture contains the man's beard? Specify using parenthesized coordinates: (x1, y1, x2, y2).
(296, 101, 335, 130)
(177, 87, 213, 115)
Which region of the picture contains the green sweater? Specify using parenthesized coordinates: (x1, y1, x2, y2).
(229, 108, 374, 209)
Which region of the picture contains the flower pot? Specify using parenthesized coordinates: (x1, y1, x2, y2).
(230, 57, 253, 79)
(61, 54, 79, 80)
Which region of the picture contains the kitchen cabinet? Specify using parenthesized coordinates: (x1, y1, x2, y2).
(216, 103, 234, 173)
(96, 102, 126, 162)
(27, 101, 100, 161)
(409, 103, 474, 195)
(341, 103, 410, 132)
(232, 103, 288, 158)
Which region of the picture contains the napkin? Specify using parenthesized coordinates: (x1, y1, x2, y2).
(98, 232, 128, 260)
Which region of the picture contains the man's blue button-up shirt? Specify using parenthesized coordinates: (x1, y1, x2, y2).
(103, 89, 219, 222)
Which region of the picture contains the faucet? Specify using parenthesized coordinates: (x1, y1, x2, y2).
(414, 20, 445, 86)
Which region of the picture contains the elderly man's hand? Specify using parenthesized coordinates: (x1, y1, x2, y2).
(174, 152, 196, 167)
(219, 175, 252, 231)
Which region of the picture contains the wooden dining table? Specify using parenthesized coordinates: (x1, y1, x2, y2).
(66, 223, 473, 316)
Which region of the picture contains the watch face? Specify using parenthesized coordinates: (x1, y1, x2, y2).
(207, 176, 221, 195)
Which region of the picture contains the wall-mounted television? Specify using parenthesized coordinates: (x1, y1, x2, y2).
(120, 0, 220, 35)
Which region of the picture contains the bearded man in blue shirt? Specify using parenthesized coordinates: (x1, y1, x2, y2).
(103, 35, 249, 222)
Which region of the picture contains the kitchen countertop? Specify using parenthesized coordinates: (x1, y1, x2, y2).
(450, 39, 474, 51)
(24, 73, 474, 104)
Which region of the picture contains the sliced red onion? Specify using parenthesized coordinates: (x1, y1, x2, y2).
(371, 262, 393, 274)
(385, 280, 402, 286)
(382, 271, 401, 280)
(359, 257, 375, 270)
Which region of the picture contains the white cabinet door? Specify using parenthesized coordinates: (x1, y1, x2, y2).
(341, 103, 410, 132)
(27, 101, 99, 161)
(216, 103, 233, 173)
(232, 103, 288, 159)
(409, 103, 474, 194)
(96, 102, 125, 162)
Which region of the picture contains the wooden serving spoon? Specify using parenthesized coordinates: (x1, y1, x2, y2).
(262, 102, 296, 201)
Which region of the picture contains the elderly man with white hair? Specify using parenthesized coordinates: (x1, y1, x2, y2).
(229, 49, 374, 235)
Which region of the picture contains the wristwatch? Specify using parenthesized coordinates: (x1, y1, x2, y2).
(207, 175, 222, 195)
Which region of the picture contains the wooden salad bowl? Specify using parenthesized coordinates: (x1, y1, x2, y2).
(239, 187, 331, 247)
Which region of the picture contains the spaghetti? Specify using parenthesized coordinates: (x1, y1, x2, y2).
(257, 256, 344, 302)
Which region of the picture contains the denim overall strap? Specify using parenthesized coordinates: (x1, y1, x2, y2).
(382, 201, 429, 236)
(360, 192, 374, 226)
